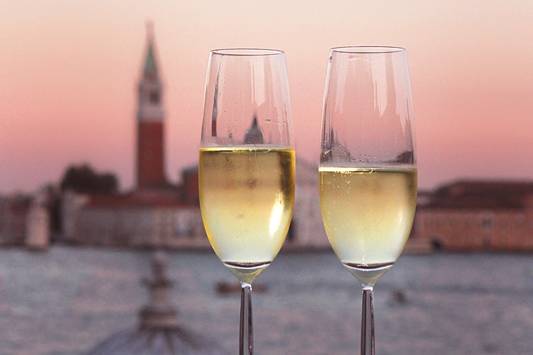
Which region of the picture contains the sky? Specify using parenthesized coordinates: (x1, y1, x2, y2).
(1, 0, 532, 192)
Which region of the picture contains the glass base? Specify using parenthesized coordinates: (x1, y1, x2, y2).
(224, 261, 271, 284)
(343, 262, 393, 286)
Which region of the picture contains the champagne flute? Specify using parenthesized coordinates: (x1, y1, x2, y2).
(199, 48, 295, 355)
(319, 46, 417, 355)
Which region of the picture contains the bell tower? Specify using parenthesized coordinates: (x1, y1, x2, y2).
(136, 23, 166, 189)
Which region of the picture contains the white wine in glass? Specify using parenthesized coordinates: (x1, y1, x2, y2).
(199, 146, 295, 283)
(320, 166, 416, 285)
(319, 46, 417, 355)
(199, 48, 294, 355)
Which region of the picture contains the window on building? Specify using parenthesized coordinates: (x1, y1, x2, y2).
(481, 217, 493, 230)
(175, 219, 192, 237)
(430, 237, 443, 251)
(149, 91, 160, 104)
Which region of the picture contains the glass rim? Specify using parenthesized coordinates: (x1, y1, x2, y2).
(331, 46, 406, 54)
(210, 48, 285, 57)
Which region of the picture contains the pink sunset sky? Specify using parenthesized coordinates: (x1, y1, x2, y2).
(1, 0, 532, 192)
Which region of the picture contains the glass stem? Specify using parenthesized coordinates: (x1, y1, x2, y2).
(361, 286, 375, 355)
(240, 282, 253, 355)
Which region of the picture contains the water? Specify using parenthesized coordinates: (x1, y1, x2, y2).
(0, 247, 531, 355)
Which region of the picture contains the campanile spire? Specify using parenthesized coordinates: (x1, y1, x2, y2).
(136, 23, 166, 189)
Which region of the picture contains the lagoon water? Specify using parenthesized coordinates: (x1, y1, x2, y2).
(0, 247, 531, 355)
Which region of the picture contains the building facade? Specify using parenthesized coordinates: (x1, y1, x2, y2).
(288, 159, 328, 248)
(0, 194, 30, 246)
(412, 181, 533, 251)
(62, 190, 205, 249)
(0, 192, 49, 249)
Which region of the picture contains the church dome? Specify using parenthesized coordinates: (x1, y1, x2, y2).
(243, 115, 264, 144)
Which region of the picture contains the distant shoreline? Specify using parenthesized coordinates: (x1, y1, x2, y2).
(0, 243, 532, 255)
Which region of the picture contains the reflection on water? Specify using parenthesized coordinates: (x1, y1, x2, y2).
(0, 247, 532, 355)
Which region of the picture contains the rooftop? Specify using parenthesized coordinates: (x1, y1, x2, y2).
(86, 189, 186, 209)
(424, 180, 533, 210)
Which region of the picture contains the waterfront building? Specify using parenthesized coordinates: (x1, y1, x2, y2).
(288, 159, 328, 248)
(412, 181, 533, 251)
(25, 191, 50, 250)
(62, 189, 204, 248)
(0, 194, 31, 246)
(0, 191, 50, 249)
